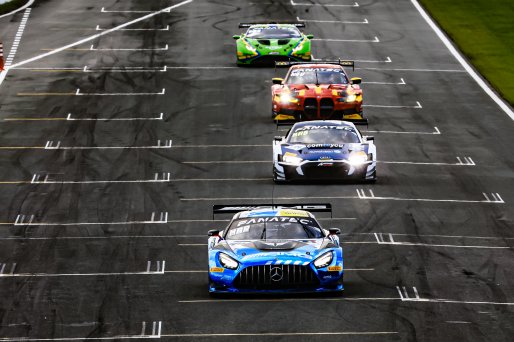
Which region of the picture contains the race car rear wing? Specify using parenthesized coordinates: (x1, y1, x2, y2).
(239, 22, 306, 28)
(212, 203, 332, 219)
(275, 60, 355, 71)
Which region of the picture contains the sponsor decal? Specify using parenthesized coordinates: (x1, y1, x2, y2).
(278, 209, 309, 217)
(327, 265, 343, 272)
(210, 267, 225, 273)
(307, 144, 344, 148)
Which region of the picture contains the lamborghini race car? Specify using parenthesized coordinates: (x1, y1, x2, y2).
(273, 120, 377, 182)
(271, 61, 366, 124)
(208, 204, 344, 294)
(233, 23, 313, 65)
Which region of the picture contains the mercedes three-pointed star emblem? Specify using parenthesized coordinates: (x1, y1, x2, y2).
(270, 266, 283, 282)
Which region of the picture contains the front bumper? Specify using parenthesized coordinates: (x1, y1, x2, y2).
(274, 160, 376, 181)
(273, 98, 365, 123)
(209, 262, 343, 294)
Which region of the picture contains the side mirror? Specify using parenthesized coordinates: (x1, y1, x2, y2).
(351, 77, 362, 85)
(305, 34, 314, 39)
(274, 136, 284, 141)
(232, 35, 241, 40)
(364, 136, 374, 141)
(272, 78, 284, 85)
(208, 230, 220, 237)
(329, 228, 341, 235)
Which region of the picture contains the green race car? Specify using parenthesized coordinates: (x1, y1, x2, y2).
(233, 23, 313, 66)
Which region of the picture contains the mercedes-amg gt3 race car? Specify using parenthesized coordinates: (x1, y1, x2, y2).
(271, 61, 366, 124)
(233, 23, 313, 65)
(273, 120, 377, 182)
(208, 204, 343, 294)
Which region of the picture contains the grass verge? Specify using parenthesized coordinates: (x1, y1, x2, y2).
(0, 0, 29, 16)
(419, 0, 514, 106)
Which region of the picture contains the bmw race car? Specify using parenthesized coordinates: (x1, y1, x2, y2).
(233, 23, 313, 65)
(208, 204, 344, 294)
(273, 120, 377, 182)
(271, 61, 366, 124)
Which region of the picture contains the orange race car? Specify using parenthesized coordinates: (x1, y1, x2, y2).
(271, 61, 367, 124)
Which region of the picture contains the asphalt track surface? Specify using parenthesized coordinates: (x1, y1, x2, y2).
(0, 0, 512, 341)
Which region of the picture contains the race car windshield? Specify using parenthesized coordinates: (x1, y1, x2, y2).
(286, 68, 349, 85)
(226, 217, 324, 240)
(288, 126, 360, 144)
(246, 27, 301, 39)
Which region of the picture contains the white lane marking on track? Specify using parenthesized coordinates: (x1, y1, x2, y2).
(10, 212, 170, 227)
(0, 139, 174, 150)
(4, 0, 192, 70)
(177, 158, 477, 166)
(67, 112, 164, 121)
(90, 44, 168, 51)
(312, 36, 379, 43)
(362, 126, 440, 134)
(83, 65, 167, 72)
(75, 88, 165, 96)
(363, 101, 422, 108)
(362, 78, 405, 85)
(357, 66, 464, 72)
(180, 192, 506, 204)
(101, 6, 172, 13)
(0, 0, 34, 19)
(2, 321, 163, 341)
(296, 16, 368, 24)
(4, 9, 31, 67)
(25, 172, 172, 184)
(95, 24, 169, 31)
(291, 0, 359, 7)
(411, 0, 514, 120)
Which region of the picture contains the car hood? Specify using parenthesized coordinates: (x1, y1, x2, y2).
(282, 143, 369, 161)
(220, 239, 330, 262)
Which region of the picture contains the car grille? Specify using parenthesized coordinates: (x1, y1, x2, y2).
(302, 163, 351, 179)
(304, 98, 318, 118)
(319, 98, 335, 118)
(233, 264, 319, 290)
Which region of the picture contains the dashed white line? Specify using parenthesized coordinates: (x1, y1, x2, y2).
(312, 36, 379, 43)
(95, 25, 170, 31)
(90, 44, 169, 51)
(75, 88, 165, 96)
(296, 16, 368, 24)
(363, 78, 405, 85)
(363, 101, 422, 109)
(291, 0, 359, 7)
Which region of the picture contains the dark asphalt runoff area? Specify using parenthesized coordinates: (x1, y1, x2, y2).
(0, 0, 513, 340)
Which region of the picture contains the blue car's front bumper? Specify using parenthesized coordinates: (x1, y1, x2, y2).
(208, 256, 344, 294)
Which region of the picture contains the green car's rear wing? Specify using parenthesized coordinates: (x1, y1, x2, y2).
(275, 60, 355, 71)
(238, 22, 306, 28)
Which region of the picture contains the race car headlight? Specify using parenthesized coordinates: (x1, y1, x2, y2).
(218, 253, 239, 270)
(345, 94, 357, 102)
(279, 94, 299, 104)
(283, 154, 303, 165)
(348, 151, 368, 166)
(313, 251, 333, 269)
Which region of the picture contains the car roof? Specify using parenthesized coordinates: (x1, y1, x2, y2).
(235, 207, 314, 219)
(292, 120, 357, 129)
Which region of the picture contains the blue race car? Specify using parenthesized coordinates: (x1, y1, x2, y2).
(208, 204, 343, 294)
(273, 120, 377, 182)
